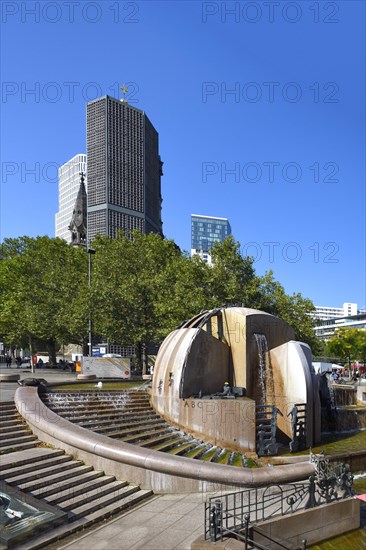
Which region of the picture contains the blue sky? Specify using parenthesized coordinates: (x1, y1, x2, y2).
(1, 1, 365, 308)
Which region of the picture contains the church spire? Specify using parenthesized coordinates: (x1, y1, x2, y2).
(69, 172, 87, 247)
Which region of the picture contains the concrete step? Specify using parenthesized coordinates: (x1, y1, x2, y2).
(0, 448, 65, 472)
(76, 411, 159, 428)
(0, 428, 33, 440)
(0, 411, 19, 420)
(44, 393, 149, 402)
(44, 395, 149, 404)
(46, 398, 149, 408)
(79, 488, 153, 523)
(103, 422, 171, 439)
(58, 406, 152, 420)
(0, 402, 17, 411)
(18, 464, 94, 492)
(0, 440, 39, 454)
(0, 433, 38, 447)
(1, 453, 72, 479)
(149, 437, 188, 452)
(0, 422, 27, 433)
(0, 419, 20, 428)
(91, 417, 165, 433)
(15, 490, 154, 550)
(53, 401, 150, 410)
(15, 516, 93, 550)
(121, 427, 174, 444)
(167, 441, 198, 456)
(66, 483, 141, 519)
(54, 407, 151, 418)
(63, 412, 152, 425)
(139, 432, 182, 448)
(182, 444, 210, 459)
(42, 473, 119, 503)
(61, 479, 132, 513)
(6, 458, 85, 485)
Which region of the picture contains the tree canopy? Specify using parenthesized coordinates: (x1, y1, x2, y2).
(0, 236, 88, 363)
(325, 328, 366, 365)
(0, 233, 318, 367)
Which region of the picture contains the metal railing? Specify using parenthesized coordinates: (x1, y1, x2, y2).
(205, 453, 354, 545)
(207, 508, 308, 549)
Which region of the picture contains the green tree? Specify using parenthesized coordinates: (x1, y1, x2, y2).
(0, 236, 88, 363)
(207, 236, 257, 307)
(326, 328, 366, 367)
(91, 231, 196, 372)
(202, 240, 317, 349)
(255, 271, 317, 349)
(0, 232, 319, 368)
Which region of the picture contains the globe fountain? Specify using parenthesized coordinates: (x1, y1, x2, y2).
(151, 306, 322, 456)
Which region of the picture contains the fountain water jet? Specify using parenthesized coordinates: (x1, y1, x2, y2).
(254, 333, 267, 405)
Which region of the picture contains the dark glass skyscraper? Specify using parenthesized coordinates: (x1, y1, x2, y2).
(191, 214, 231, 264)
(86, 95, 163, 242)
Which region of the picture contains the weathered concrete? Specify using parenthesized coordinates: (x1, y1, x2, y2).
(271, 450, 366, 473)
(174, 397, 256, 452)
(191, 535, 244, 549)
(15, 387, 316, 494)
(77, 374, 97, 380)
(252, 498, 360, 549)
(357, 383, 366, 405)
(0, 373, 20, 382)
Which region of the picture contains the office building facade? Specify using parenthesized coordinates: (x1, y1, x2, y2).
(191, 214, 231, 264)
(86, 95, 163, 243)
(55, 154, 87, 243)
(310, 303, 366, 323)
(308, 302, 366, 340)
(314, 313, 366, 340)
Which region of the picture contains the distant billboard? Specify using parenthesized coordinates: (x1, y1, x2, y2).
(82, 357, 131, 378)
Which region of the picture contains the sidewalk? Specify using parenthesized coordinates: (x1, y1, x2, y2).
(0, 367, 77, 402)
(59, 492, 206, 550)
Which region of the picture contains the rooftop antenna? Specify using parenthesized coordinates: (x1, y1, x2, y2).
(120, 84, 128, 103)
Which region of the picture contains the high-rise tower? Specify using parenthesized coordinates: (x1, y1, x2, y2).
(191, 214, 232, 264)
(86, 95, 163, 243)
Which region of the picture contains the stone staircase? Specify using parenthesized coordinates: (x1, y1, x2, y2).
(0, 402, 38, 454)
(0, 401, 153, 549)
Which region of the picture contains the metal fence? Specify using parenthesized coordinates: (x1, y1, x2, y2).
(205, 453, 354, 546)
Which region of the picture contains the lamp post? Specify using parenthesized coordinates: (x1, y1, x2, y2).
(88, 248, 96, 357)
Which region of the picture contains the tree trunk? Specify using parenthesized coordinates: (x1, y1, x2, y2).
(47, 338, 57, 366)
(135, 342, 143, 374)
(29, 336, 34, 374)
(82, 336, 89, 357)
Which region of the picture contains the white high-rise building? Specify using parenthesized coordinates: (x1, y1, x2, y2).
(55, 154, 87, 243)
(311, 303, 365, 322)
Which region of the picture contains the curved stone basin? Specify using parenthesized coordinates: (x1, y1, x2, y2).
(15, 387, 316, 493)
(42, 390, 256, 467)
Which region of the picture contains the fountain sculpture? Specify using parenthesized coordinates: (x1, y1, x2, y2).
(151, 307, 322, 455)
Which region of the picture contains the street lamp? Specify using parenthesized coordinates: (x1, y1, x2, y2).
(88, 248, 96, 357)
